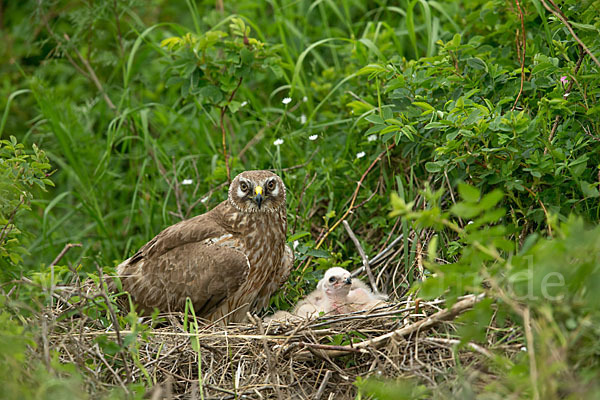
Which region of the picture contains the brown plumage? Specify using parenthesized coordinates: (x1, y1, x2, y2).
(114, 170, 294, 323)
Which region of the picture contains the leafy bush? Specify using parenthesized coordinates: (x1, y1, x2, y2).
(0, 137, 53, 278)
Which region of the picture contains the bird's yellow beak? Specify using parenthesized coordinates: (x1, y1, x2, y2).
(254, 186, 263, 209)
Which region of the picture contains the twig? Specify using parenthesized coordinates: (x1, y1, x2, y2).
(314, 370, 332, 400)
(539, 0, 600, 68)
(50, 243, 83, 268)
(423, 337, 494, 359)
(316, 145, 394, 250)
(49, 243, 82, 308)
(342, 220, 378, 293)
(299, 145, 395, 275)
(296, 294, 485, 359)
(255, 317, 284, 400)
(351, 234, 404, 277)
(301, 342, 366, 354)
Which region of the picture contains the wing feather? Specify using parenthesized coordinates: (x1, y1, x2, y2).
(121, 240, 249, 316)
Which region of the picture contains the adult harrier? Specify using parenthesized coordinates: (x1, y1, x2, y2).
(113, 170, 294, 323)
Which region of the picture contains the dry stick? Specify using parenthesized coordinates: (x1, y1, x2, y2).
(351, 234, 404, 277)
(539, 0, 600, 68)
(255, 317, 284, 400)
(296, 294, 484, 360)
(220, 76, 243, 184)
(316, 144, 394, 251)
(423, 337, 494, 359)
(511, 0, 526, 111)
(96, 265, 133, 384)
(301, 342, 364, 353)
(49, 243, 82, 308)
(314, 370, 333, 400)
(300, 144, 395, 274)
(342, 220, 377, 292)
(544, 46, 586, 155)
(89, 344, 130, 394)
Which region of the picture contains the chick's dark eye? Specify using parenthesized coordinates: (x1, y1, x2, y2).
(328, 276, 336, 283)
(240, 182, 248, 191)
(267, 180, 276, 190)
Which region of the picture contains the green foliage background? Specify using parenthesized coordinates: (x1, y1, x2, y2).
(1, 0, 599, 398)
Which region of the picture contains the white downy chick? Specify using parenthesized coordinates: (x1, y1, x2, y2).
(346, 278, 388, 311)
(292, 267, 387, 319)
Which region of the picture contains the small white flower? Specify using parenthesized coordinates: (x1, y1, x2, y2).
(201, 196, 209, 204)
(520, 346, 527, 352)
(300, 114, 307, 124)
(309, 134, 318, 141)
(273, 138, 284, 146)
(240, 101, 248, 107)
(356, 151, 366, 159)
(367, 134, 377, 142)
(282, 97, 292, 105)
(563, 93, 570, 98)
(293, 240, 299, 250)
(181, 179, 193, 185)
(302, 96, 308, 102)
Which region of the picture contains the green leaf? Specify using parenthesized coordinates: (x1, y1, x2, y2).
(357, 64, 387, 76)
(479, 189, 503, 210)
(365, 114, 385, 124)
(412, 102, 435, 112)
(458, 183, 481, 202)
(305, 249, 330, 258)
(580, 181, 600, 198)
(450, 202, 481, 219)
(425, 161, 442, 172)
(288, 231, 310, 242)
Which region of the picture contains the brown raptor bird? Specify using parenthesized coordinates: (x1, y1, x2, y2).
(113, 170, 294, 323)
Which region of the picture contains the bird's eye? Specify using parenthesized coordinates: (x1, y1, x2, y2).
(240, 182, 248, 192)
(267, 180, 276, 191)
(328, 276, 336, 283)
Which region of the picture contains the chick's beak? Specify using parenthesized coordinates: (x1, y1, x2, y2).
(344, 276, 352, 285)
(254, 186, 263, 209)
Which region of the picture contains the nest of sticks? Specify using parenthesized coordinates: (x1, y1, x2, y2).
(37, 275, 523, 400)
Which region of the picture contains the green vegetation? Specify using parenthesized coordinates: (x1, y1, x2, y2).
(1, 0, 599, 398)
